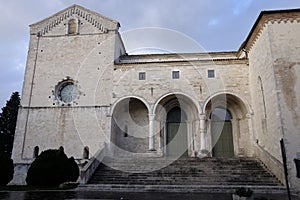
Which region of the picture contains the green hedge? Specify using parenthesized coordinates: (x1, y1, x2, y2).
(26, 147, 79, 187)
(0, 152, 14, 186)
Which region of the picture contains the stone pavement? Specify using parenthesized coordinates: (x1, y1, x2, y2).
(0, 191, 300, 200)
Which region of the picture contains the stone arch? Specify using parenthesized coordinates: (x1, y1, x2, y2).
(203, 91, 252, 115)
(154, 92, 201, 115)
(203, 92, 252, 157)
(110, 97, 150, 156)
(154, 93, 200, 157)
(110, 95, 150, 116)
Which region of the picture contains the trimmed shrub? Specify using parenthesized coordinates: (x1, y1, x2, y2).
(0, 152, 14, 186)
(26, 147, 79, 187)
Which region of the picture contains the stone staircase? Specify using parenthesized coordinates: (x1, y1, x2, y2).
(83, 156, 285, 193)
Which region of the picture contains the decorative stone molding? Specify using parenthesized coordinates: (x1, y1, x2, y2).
(244, 10, 300, 52)
(30, 4, 119, 36)
(116, 55, 247, 66)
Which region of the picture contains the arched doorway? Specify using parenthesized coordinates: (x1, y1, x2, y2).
(204, 93, 251, 158)
(166, 107, 188, 157)
(211, 107, 234, 157)
(154, 93, 199, 157)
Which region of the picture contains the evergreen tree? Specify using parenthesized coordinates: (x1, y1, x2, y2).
(0, 152, 14, 186)
(0, 92, 20, 157)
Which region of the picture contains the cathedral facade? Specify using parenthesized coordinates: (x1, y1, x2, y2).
(11, 5, 300, 191)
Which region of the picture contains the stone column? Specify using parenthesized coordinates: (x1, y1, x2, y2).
(200, 114, 207, 154)
(106, 115, 114, 156)
(149, 114, 156, 151)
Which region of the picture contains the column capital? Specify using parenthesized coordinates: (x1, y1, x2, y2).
(200, 114, 206, 120)
(148, 114, 155, 120)
(246, 113, 252, 119)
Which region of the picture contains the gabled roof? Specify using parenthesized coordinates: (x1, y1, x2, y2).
(30, 4, 120, 36)
(239, 8, 300, 54)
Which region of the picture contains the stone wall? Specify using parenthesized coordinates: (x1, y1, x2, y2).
(22, 33, 116, 107)
(248, 17, 300, 188)
(12, 5, 121, 184)
(269, 21, 300, 190)
(248, 22, 285, 183)
(12, 107, 110, 162)
(113, 57, 250, 107)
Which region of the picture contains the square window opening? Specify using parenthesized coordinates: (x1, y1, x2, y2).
(139, 72, 146, 80)
(172, 71, 180, 79)
(208, 70, 215, 78)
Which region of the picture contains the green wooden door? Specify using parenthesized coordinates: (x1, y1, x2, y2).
(212, 121, 234, 157)
(167, 123, 188, 157)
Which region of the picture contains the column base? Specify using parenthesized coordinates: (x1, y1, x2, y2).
(147, 149, 160, 157)
(198, 149, 209, 158)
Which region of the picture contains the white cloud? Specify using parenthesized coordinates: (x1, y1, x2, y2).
(232, 0, 253, 15)
(208, 19, 220, 26)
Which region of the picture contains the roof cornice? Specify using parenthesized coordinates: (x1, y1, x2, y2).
(116, 54, 247, 65)
(239, 8, 300, 54)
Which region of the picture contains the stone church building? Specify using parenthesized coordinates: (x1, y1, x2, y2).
(11, 5, 300, 191)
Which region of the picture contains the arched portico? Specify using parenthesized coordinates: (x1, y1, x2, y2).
(154, 93, 200, 157)
(110, 97, 150, 156)
(204, 93, 251, 157)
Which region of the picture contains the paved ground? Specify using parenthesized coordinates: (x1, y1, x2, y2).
(0, 191, 300, 200)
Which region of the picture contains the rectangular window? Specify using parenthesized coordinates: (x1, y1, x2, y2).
(208, 70, 215, 78)
(139, 72, 146, 80)
(172, 71, 180, 79)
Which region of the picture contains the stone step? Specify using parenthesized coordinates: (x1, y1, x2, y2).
(97, 166, 271, 172)
(101, 160, 263, 166)
(92, 176, 277, 182)
(89, 181, 280, 186)
(90, 174, 278, 182)
(92, 172, 277, 178)
(79, 184, 286, 193)
(90, 178, 279, 184)
(88, 156, 282, 187)
(94, 173, 274, 178)
(95, 170, 275, 177)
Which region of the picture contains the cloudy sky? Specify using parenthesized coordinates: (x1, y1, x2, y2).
(0, 0, 299, 108)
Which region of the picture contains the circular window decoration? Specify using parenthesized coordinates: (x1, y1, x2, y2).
(55, 79, 80, 104)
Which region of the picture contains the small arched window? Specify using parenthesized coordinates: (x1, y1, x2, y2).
(33, 146, 39, 158)
(83, 146, 89, 159)
(68, 19, 78, 35)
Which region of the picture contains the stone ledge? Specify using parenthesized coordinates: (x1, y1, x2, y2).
(78, 184, 286, 194)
